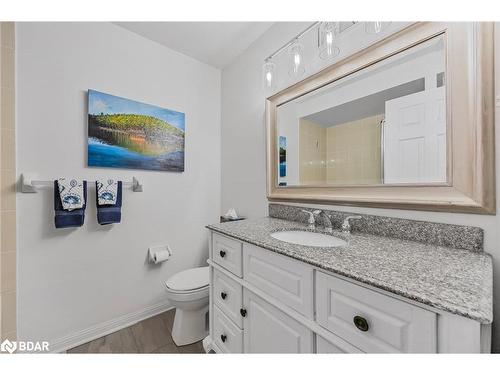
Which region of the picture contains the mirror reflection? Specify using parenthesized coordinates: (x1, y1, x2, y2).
(277, 35, 446, 187)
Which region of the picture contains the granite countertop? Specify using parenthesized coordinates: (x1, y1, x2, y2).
(207, 217, 493, 324)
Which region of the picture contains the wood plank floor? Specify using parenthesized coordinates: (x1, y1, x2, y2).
(67, 309, 205, 354)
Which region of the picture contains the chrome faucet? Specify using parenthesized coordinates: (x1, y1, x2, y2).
(313, 210, 333, 233)
(341, 215, 362, 234)
(301, 210, 316, 229)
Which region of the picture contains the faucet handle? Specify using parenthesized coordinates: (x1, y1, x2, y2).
(313, 210, 334, 233)
(301, 210, 316, 225)
(342, 215, 362, 233)
(313, 209, 333, 218)
(344, 215, 362, 221)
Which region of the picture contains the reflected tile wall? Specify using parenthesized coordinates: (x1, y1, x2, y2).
(1, 21, 17, 341)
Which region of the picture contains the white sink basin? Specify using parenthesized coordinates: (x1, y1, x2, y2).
(270, 230, 347, 247)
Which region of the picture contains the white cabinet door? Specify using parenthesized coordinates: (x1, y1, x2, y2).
(316, 335, 363, 353)
(384, 87, 446, 183)
(243, 243, 313, 318)
(242, 289, 313, 353)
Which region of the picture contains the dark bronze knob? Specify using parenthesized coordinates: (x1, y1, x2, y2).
(220, 334, 227, 343)
(219, 250, 226, 258)
(240, 308, 247, 317)
(220, 292, 227, 300)
(353, 315, 369, 332)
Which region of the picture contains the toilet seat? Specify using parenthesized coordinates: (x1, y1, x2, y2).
(165, 284, 209, 294)
(165, 285, 209, 303)
(165, 266, 209, 292)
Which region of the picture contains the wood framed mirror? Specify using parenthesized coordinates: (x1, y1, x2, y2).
(266, 22, 495, 214)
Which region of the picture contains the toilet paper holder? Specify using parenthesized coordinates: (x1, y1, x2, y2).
(148, 245, 172, 264)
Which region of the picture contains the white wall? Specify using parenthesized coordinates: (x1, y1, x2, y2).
(221, 22, 500, 352)
(16, 23, 221, 348)
(221, 23, 310, 218)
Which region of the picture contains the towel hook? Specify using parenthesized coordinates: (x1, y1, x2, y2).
(132, 177, 143, 192)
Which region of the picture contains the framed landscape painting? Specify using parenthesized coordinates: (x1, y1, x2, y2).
(87, 89, 185, 172)
(279, 135, 286, 177)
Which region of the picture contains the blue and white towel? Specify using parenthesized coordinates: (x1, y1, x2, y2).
(96, 180, 122, 225)
(57, 178, 85, 211)
(54, 180, 87, 228)
(96, 179, 118, 205)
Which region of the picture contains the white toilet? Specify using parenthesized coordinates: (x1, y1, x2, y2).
(164, 266, 209, 346)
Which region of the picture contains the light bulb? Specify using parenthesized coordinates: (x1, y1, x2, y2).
(289, 40, 305, 78)
(365, 21, 391, 34)
(319, 22, 340, 60)
(294, 53, 301, 66)
(326, 31, 333, 55)
(262, 59, 276, 90)
(326, 30, 333, 45)
(266, 71, 272, 83)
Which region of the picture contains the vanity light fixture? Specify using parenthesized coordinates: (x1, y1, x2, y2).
(365, 21, 391, 34)
(262, 58, 276, 90)
(262, 22, 359, 93)
(289, 39, 305, 78)
(318, 22, 340, 60)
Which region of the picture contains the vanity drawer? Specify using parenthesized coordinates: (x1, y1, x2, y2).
(213, 269, 243, 328)
(242, 243, 313, 318)
(316, 272, 437, 353)
(213, 305, 243, 353)
(212, 233, 243, 277)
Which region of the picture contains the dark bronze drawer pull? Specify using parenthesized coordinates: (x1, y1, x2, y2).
(219, 250, 226, 258)
(240, 308, 247, 317)
(220, 334, 227, 343)
(353, 315, 369, 332)
(220, 292, 227, 300)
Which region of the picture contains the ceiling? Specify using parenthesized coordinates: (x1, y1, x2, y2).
(115, 22, 274, 69)
(304, 79, 425, 127)
(303, 36, 442, 127)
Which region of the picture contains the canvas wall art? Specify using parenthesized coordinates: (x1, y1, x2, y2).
(88, 89, 185, 172)
(279, 135, 287, 177)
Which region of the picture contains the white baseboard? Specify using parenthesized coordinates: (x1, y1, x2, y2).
(49, 301, 173, 353)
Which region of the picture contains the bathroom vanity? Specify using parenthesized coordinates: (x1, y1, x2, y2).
(205, 205, 492, 353)
(204, 23, 495, 353)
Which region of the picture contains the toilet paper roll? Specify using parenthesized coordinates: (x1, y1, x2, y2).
(148, 245, 171, 264)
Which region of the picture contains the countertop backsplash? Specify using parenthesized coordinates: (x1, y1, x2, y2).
(268, 203, 484, 252)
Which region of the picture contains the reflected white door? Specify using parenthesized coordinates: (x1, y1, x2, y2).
(384, 87, 446, 183)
